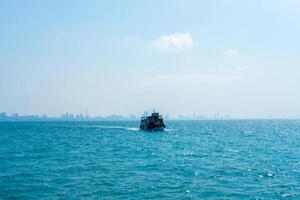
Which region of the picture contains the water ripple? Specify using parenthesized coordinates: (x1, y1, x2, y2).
(0, 120, 300, 199)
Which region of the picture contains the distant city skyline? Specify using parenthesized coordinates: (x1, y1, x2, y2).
(1, 110, 232, 121)
(1, 1, 300, 118)
(1, 111, 300, 121)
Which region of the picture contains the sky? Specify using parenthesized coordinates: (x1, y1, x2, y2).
(1, 0, 300, 118)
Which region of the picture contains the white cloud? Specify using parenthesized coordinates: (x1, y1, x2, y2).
(224, 49, 240, 57)
(153, 33, 193, 51)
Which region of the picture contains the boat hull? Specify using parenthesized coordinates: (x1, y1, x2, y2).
(140, 125, 165, 131)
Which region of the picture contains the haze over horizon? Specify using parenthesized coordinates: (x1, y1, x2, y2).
(1, 0, 300, 118)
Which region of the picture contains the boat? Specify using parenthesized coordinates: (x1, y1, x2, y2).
(140, 112, 166, 131)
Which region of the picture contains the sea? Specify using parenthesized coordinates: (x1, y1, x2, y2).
(0, 120, 300, 199)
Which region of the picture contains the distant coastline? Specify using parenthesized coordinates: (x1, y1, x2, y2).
(0, 112, 299, 121)
(0, 112, 137, 122)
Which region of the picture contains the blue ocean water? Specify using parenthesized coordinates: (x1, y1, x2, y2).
(0, 120, 300, 199)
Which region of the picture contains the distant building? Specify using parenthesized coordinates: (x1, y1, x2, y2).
(178, 115, 190, 120)
(0, 112, 6, 120)
(60, 113, 69, 119)
(129, 114, 137, 120)
(106, 114, 126, 120)
(79, 113, 84, 119)
(142, 111, 149, 117)
(214, 113, 220, 119)
(85, 110, 89, 119)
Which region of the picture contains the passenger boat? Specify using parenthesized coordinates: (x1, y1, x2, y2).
(140, 112, 166, 131)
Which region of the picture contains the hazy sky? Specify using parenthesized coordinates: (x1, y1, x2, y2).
(1, 0, 300, 117)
